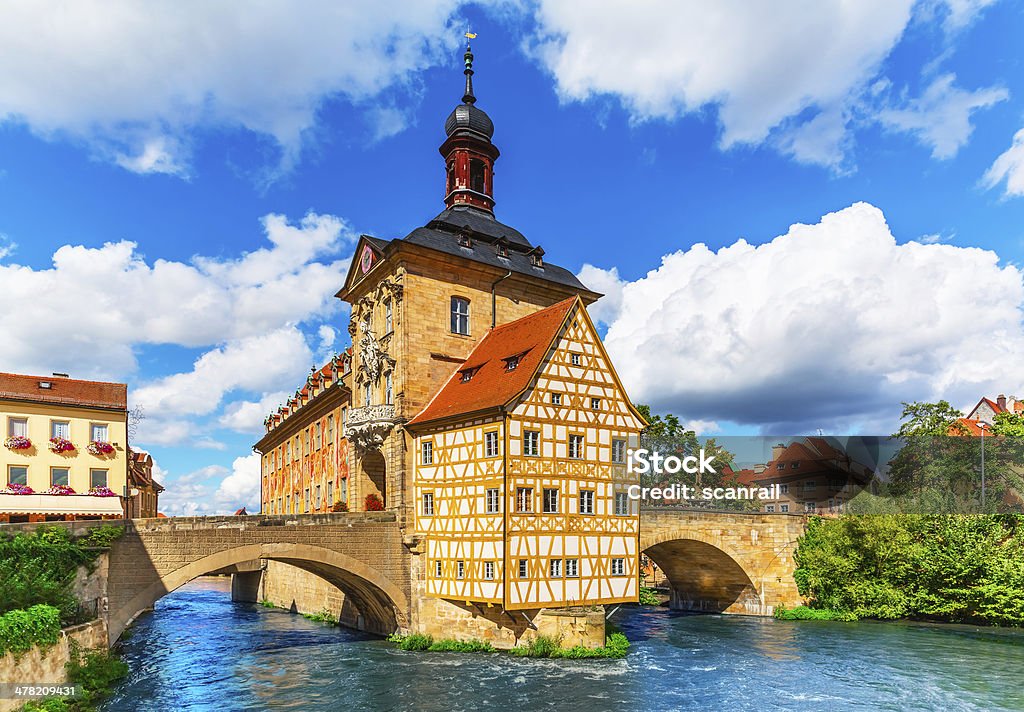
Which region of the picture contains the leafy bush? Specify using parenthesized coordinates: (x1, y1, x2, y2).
(66, 640, 129, 708)
(0, 604, 61, 659)
(0, 526, 123, 625)
(774, 605, 857, 622)
(794, 514, 1024, 625)
(510, 634, 561, 658)
(511, 632, 630, 659)
(639, 587, 661, 606)
(22, 698, 70, 711)
(364, 494, 385, 511)
(301, 609, 336, 624)
(390, 632, 432, 651)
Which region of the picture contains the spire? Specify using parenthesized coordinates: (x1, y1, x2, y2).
(463, 42, 476, 105)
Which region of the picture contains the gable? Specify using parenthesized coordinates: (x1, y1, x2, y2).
(336, 235, 390, 298)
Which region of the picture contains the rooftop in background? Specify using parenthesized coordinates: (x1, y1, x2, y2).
(0, 371, 127, 411)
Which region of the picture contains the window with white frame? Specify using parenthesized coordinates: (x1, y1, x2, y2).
(421, 441, 433, 465)
(551, 392, 562, 406)
(51, 467, 69, 486)
(612, 439, 626, 464)
(422, 492, 435, 516)
(363, 382, 372, 406)
(304, 488, 310, 511)
(804, 501, 816, 512)
(7, 418, 27, 437)
(518, 559, 528, 578)
(485, 488, 500, 514)
(565, 559, 579, 577)
(385, 300, 393, 333)
(516, 487, 533, 513)
(90, 423, 108, 442)
(456, 561, 465, 579)
(91, 467, 107, 487)
(451, 297, 470, 335)
(327, 481, 333, 506)
(523, 430, 540, 456)
(542, 488, 559, 513)
(51, 420, 70, 439)
(549, 559, 562, 578)
(484, 431, 499, 458)
(611, 558, 625, 576)
(570, 353, 581, 366)
(385, 372, 393, 405)
(8, 466, 27, 486)
(315, 485, 322, 508)
(569, 434, 584, 459)
(780, 504, 789, 513)
(484, 561, 495, 580)
(579, 489, 595, 514)
(614, 492, 629, 516)
(591, 398, 601, 410)
(315, 422, 322, 450)
(765, 504, 776, 513)
(779, 484, 789, 494)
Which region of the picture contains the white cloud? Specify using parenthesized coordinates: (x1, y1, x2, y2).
(877, 74, 1008, 159)
(528, 1, 999, 168)
(584, 202, 1024, 432)
(0, 235, 14, 260)
(0, 0, 466, 174)
(158, 455, 261, 516)
(0, 211, 353, 378)
(983, 128, 1024, 198)
(219, 391, 292, 434)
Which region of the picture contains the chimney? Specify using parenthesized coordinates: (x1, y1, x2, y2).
(997, 394, 1007, 411)
(771, 443, 786, 461)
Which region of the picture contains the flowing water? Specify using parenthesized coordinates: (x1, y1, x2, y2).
(104, 577, 1024, 711)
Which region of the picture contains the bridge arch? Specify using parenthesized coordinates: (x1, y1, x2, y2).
(109, 542, 409, 642)
(642, 530, 764, 614)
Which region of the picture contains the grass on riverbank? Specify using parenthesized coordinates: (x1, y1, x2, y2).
(301, 609, 337, 624)
(774, 605, 857, 622)
(387, 629, 630, 659)
(387, 632, 496, 653)
(20, 641, 128, 712)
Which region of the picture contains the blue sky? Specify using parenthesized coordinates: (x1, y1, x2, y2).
(2, 1, 1023, 514)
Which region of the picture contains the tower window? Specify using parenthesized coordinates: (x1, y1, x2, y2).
(470, 159, 485, 193)
(495, 241, 508, 258)
(458, 232, 472, 248)
(451, 296, 470, 335)
(384, 300, 393, 333)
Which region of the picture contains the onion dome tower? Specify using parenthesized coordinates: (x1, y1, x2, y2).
(440, 42, 499, 213)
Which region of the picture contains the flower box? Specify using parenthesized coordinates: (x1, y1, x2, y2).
(87, 441, 116, 456)
(1, 483, 34, 495)
(88, 486, 118, 497)
(48, 437, 76, 454)
(43, 484, 76, 495)
(4, 435, 32, 450)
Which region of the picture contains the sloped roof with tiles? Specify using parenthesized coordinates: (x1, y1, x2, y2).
(0, 372, 127, 411)
(408, 297, 578, 426)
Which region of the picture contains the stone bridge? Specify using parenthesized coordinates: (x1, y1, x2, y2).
(640, 508, 805, 615)
(104, 512, 410, 642)
(3, 508, 807, 646)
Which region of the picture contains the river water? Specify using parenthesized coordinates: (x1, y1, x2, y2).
(104, 577, 1024, 711)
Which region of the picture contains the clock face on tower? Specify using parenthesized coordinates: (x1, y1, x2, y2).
(359, 245, 374, 274)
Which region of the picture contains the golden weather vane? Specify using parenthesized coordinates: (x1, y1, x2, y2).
(465, 31, 477, 39)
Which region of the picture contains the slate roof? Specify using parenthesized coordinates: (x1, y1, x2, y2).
(408, 297, 578, 427)
(398, 205, 590, 292)
(0, 372, 127, 411)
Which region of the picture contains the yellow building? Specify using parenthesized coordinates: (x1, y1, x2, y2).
(0, 371, 128, 522)
(256, 353, 353, 515)
(408, 297, 645, 609)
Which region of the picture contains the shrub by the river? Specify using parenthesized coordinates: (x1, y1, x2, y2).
(302, 608, 336, 624)
(510, 632, 630, 659)
(794, 514, 1024, 626)
(0, 525, 123, 625)
(774, 605, 857, 622)
(65, 640, 129, 709)
(0, 604, 61, 659)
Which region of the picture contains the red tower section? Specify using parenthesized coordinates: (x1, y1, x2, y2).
(440, 43, 499, 214)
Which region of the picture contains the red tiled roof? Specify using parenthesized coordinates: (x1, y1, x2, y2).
(408, 297, 578, 426)
(953, 417, 990, 436)
(0, 372, 127, 411)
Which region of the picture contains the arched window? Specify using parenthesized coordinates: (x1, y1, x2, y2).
(470, 159, 485, 193)
(451, 296, 470, 335)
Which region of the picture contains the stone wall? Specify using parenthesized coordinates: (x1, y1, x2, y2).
(0, 619, 107, 712)
(257, 560, 362, 629)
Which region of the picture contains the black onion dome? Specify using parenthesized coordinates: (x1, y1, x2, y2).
(444, 102, 494, 139)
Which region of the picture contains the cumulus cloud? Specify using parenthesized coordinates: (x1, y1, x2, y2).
(983, 128, 1024, 198)
(528, 1, 1000, 168)
(877, 74, 1008, 159)
(0, 211, 353, 378)
(0, 0, 466, 174)
(219, 391, 293, 434)
(583, 202, 1024, 432)
(157, 454, 261, 516)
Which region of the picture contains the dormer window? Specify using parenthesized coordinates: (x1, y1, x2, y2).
(505, 356, 519, 371)
(495, 240, 509, 258)
(458, 232, 472, 248)
(530, 252, 543, 267)
(460, 367, 478, 383)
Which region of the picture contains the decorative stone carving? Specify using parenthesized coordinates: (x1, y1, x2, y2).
(346, 404, 397, 451)
(356, 326, 395, 386)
